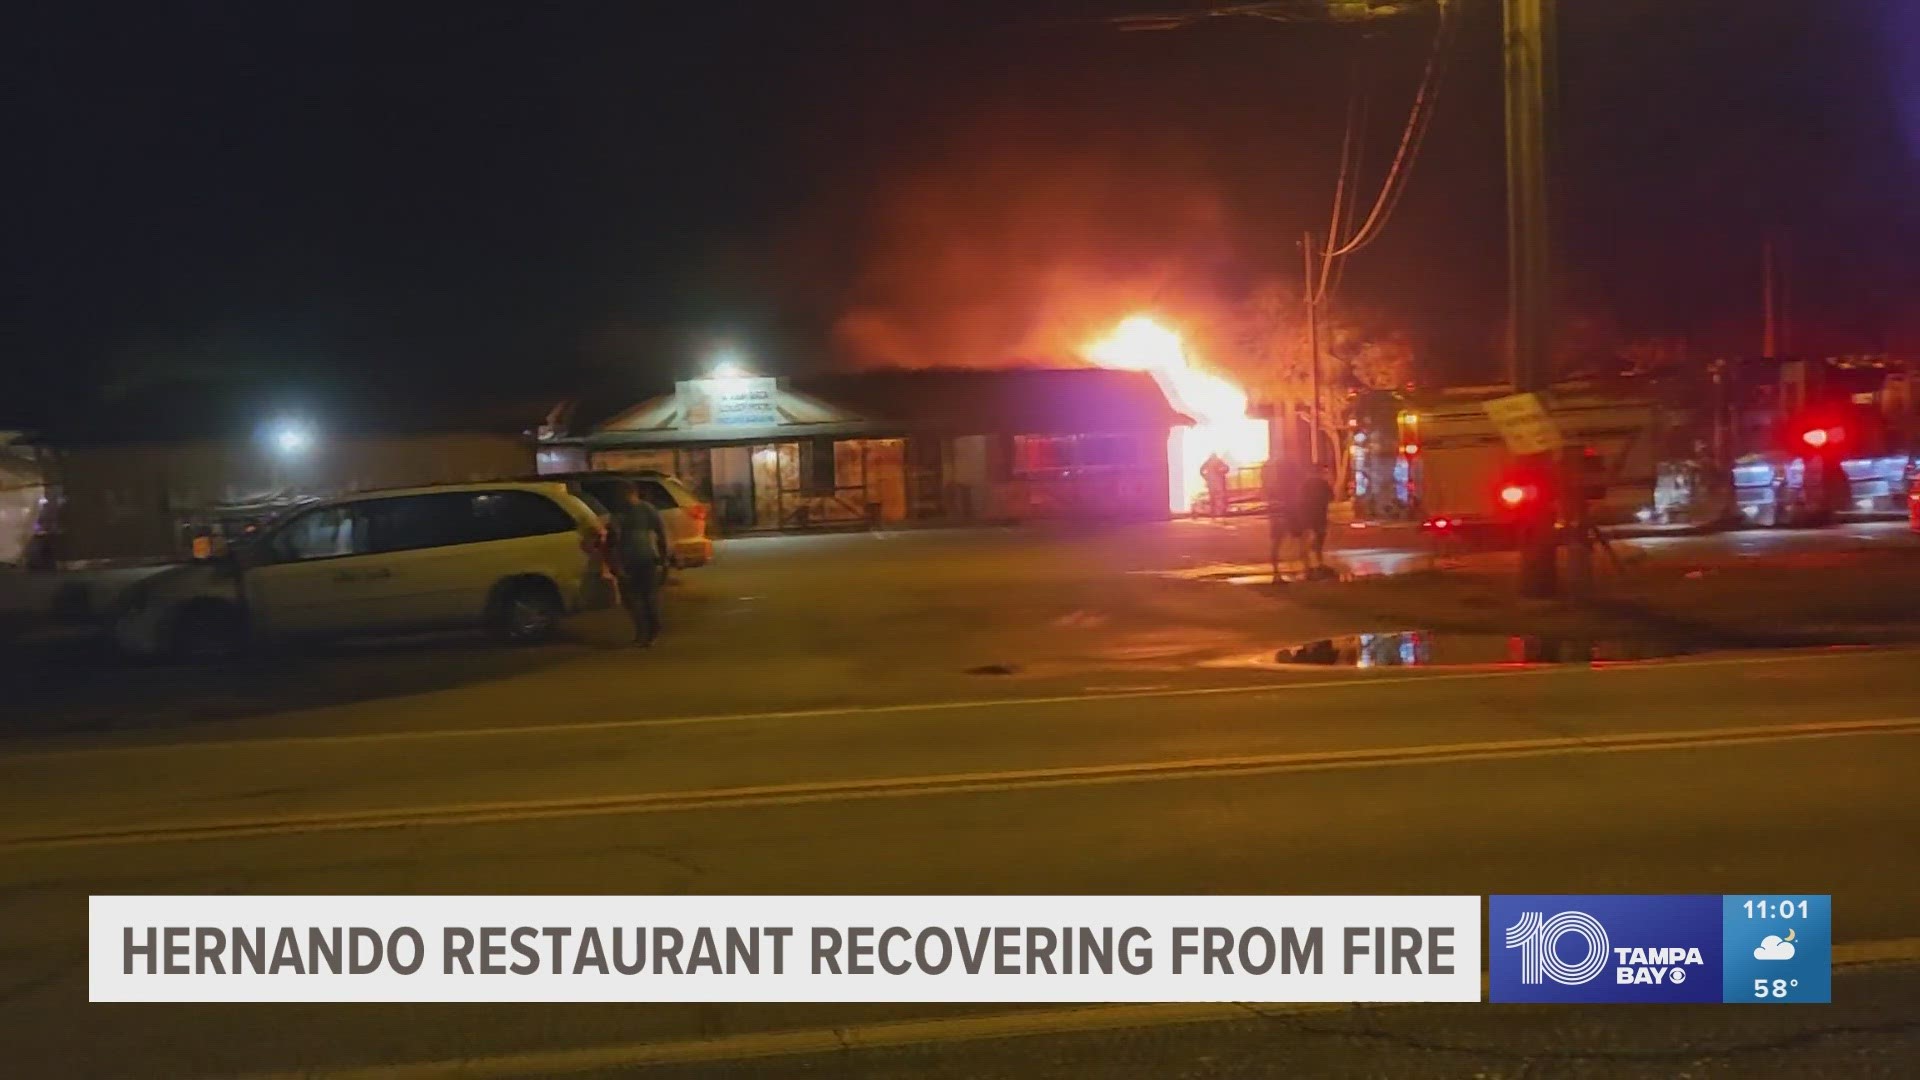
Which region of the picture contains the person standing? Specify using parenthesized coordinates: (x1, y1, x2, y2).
(1200, 453, 1231, 518)
(607, 481, 669, 646)
(1299, 464, 1336, 572)
(1265, 460, 1297, 581)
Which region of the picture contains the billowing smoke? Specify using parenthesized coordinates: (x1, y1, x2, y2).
(830, 115, 1265, 374)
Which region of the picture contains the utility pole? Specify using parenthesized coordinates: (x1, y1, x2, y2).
(1303, 230, 1322, 466)
(1505, 0, 1557, 598)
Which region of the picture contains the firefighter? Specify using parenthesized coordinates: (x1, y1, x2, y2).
(1200, 453, 1231, 518)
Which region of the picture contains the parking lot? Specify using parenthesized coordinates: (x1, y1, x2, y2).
(3, 518, 1914, 749)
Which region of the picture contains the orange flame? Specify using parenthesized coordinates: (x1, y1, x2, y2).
(1086, 316, 1269, 513)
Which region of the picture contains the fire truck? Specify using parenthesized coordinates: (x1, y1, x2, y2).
(1393, 358, 1916, 538)
(1721, 356, 1915, 527)
(1393, 385, 1661, 539)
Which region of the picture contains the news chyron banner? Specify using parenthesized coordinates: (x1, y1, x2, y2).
(92, 896, 1482, 1003)
(1490, 895, 1832, 1004)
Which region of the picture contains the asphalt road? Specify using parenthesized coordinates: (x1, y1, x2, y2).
(1, 523, 1918, 1077)
(4, 650, 1919, 1076)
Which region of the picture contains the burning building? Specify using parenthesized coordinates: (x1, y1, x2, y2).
(1084, 316, 1271, 514)
(551, 365, 1195, 533)
(549, 317, 1272, 533)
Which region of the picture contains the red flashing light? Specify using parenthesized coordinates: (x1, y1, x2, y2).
(1499, 484, 1530, 509)
(1802, 428, 1829, 448)
(1402, 442, 1420, 457)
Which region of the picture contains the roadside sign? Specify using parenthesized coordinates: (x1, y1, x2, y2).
(1483, 392, 1563, 455)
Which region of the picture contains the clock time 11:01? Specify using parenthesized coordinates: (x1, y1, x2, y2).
(1744, 899, 1810, 919)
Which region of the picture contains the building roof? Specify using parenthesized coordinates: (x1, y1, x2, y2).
(586, 366, 1191, 446)
(793, 368, 1190, 433)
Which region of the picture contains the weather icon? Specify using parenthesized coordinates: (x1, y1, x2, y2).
(1755, 929, 1798, 961)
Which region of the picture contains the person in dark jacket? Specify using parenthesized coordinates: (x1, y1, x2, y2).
(1265, 460, 1298, 581)
(607, 482, 669, 645)
(1299, 464, 1336, 571)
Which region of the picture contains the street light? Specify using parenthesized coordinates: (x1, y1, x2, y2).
(268, 419, 314, 457)
(709, 350, 751, 380)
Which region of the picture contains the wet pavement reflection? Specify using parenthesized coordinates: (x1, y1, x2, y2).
(1271, 631, 1697, 667)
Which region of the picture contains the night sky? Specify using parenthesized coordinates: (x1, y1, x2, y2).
(5, 1, 1916, 423)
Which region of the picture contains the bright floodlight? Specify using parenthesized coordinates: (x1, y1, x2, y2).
(710, 350, 751, 380)
(272, 421, 313, 456)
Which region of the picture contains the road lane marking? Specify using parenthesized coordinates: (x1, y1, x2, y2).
(4, 645, 1906, 763)
(8, 716, 1919, 854)
(240, 937, 1920, 1078)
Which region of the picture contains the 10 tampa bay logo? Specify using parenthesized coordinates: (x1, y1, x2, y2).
(1489, 896, 1723, 1003)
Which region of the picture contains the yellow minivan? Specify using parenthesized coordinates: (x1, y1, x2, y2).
(113, 482, 611, 658)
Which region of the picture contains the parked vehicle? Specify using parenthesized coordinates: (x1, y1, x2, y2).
(111, 482, 611, 659)
(539, 471, 714, 568)
(1838, 455, 1912, 513)
(1398, 388, 1658, 536)
(1731, 452, 1844, 528)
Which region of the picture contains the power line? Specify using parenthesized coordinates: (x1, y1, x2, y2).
(1108, 2, 1457, 283)
(1316, 90, 1361, 307)
(1317, 82, 1369, 307)
(1321, 0, 1456, 259)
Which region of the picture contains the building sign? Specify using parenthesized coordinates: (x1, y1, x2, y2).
(1483, 392, 1563, 455)
(680, 378, 780, 428)
(593, 449, 675, 474)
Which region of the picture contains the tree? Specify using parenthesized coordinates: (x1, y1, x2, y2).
(1226, 278, 1418, 496)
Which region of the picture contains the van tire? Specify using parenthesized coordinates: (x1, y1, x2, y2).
(491, 578, 563, 643)
(166, 599, 246, 662)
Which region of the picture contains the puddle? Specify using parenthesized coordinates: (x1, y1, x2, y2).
(1268, 631, 1697, 667)
(1153, 558, 1428, 586)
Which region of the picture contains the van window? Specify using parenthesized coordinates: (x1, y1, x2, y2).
(365, 493, 475, 553)
(579, 479, 633, 511)
(345, 490, 576, 554)
(637, 480, 679, 510)
(271, 506, 370, 561)
(472, 490, 576, 539)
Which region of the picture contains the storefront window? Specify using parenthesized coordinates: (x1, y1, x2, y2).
(1012, 434, 1142, 476)
(1012, 435, 1068, 476)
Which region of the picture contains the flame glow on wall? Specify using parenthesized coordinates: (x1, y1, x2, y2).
(1086, 316, 1269, 513)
